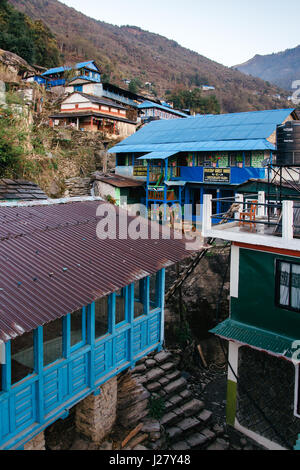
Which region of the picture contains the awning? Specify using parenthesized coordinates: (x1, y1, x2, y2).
(138, 151, 178, 160)
(165, 181, 186, 187)
(210, 319, 296, 361)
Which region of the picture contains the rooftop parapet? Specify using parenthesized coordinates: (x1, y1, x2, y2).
(202, 191, 300, 251)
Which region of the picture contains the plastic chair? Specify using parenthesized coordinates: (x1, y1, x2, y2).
(239, 201, 257, 232)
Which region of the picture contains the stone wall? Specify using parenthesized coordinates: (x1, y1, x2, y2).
(24, 431, 46, 451)
(64, 177, 92, 197)
(75, 376, 118, 443)
(237, 347, 300, 448)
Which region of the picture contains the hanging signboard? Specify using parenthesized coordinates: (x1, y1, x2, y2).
(133, 166, 148, 177)
(204, 168, 231, 183)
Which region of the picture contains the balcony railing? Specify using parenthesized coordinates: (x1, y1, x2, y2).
(147, 166, 266, 184)
(202, 191, 300, 250)
(148, 188, 177, 201)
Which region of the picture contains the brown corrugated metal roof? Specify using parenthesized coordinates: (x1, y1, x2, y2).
(94, 173, 145, 188)
(0, 199, 193, 341)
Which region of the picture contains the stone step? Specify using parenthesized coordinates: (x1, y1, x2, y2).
(145, 367, 165, 383)
(160, 362, 176, 373)
(146, 381, 162, 393)
(185, 432, 209, 449)
(166, 370, 182, 381)
(180, 399, 205, 418)
(171, 441, 190, 451)
(176, 416, 201, 433)
(198, 409, 213, 425)
(164, 377, 187, 396)
(160, 411, 180, 427)
(153, 351, 173, 365)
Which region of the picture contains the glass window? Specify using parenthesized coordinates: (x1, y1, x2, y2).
(276, 261, 300, 311)
(230, 154, 237, 167)
(11, 331, 34, 384)
(245, 152, 251, 167)
(95, 296, 109, 338)
(116, 289, 126, 324)
(0, 364, 2, 391)
(196, 154, 205, 166)
(71, 308, 86, 348)
(150, 274, 159, 310)
(43, 318, 63, 367)
(134, 281, 145, 318)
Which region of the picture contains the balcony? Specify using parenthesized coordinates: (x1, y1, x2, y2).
(148, 188, 177, 202)
(202, 192, 300, 251)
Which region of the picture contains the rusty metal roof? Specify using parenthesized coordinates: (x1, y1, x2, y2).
(0, 199, 193, 342)
(94, 173, 145, 188)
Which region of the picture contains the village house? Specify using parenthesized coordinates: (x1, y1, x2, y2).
(0, 197, 191, 450)
(92, 173, 145, 211)
(42, 60, 101, 89)
(109, 108, 297, 225)
(138, 101, 188, 123)
(49, 92, 137, 138)
(202, 182, 300, 449)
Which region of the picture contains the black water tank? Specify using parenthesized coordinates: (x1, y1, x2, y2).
(276, 121, 300, 166)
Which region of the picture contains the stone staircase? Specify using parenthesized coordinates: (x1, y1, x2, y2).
(129, 349, 219, 450)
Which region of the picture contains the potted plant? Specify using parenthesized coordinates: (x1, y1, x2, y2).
(236, 155, 243, 168)
(210, 155, 219, 167)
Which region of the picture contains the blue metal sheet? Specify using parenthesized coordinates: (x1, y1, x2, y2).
(109, 108, 294, 154)
(138, 101, 188, 117)
(109, 139, 275, 154)
(42, 61, 99, 77)
(138, 150, 179, 160)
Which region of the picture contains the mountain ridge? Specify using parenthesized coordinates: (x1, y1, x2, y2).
(8, 0, 291, 113)
(235, 45, 300, 91)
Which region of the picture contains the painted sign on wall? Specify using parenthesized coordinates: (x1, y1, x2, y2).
(204, 168, 231, 183)
(133, 166, 148, 177)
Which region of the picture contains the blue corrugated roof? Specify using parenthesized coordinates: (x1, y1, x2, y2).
(109, 108, 294, 154)
(138, 151, 178, 160)
(138, 101, 188, 117)
(42, 60, 99, 77)
(109, 139, 275, 154)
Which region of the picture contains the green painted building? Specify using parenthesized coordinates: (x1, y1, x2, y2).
(203, 192, 300, 450)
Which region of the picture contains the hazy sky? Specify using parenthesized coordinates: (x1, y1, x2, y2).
(60, 0, 300, 66)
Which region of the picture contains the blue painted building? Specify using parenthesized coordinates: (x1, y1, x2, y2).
(0, 198, 190, 449)
(40, 61, 101, 89)
(138, 101, 188, 123)
(109, 108, 297, 224)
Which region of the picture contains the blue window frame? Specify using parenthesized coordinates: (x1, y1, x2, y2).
(70, 307, 87, 352)
(43, 318, 63, 368)
(115, 288, 128, 327)
(74, 85, 83, 92)
(134, 279, 147, 318)
(11, 331, 34, 385)
(95, 296, 110, 339)
(150, 273, 160, 311)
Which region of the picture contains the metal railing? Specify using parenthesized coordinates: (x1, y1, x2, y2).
(203, 192, 297, 242)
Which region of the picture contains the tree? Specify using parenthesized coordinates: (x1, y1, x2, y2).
(129, 78, 142, 94)
(0, 0, 60, 67)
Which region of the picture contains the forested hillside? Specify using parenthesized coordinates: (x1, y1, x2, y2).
(0, 0, 60, 67)
(235, 45, 300, 91)
(9, 0, 291, 113)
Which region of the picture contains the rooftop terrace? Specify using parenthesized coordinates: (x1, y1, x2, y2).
(202, 191, 300, 251)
